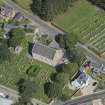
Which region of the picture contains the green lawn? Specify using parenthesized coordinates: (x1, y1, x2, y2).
(13, 0, 32, 10)
(0, 36, 55, 102)
(53, 0, 105, 54)
(0, 35, 75, 102)
(0, 0, 4, 5)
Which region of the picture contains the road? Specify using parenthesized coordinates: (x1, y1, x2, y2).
(0, 85, 19, 102)
(60, 90, 105, 105)
(76, 43, 105, 66)
(2, 0, 64, 36)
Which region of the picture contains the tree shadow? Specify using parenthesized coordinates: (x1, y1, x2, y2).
(44, 82, 51, 96)
(55, 64, 64, 73)
(28, 42, 34, 56)
(16, 78, 25, 93)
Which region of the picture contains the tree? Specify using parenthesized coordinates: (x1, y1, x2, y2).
(0, 39, 11, 63)
(63, 63, 78, 79)
(55, 34, 66, 48)
(44, 82, 62, 98)
(12, 102, 24, 105)
(55, 32, 78, 49)
(88, 0, 105, 10)
(31, 0, 42, 16)
(71, 48, 86, 66)
(65, 32, 78, 49)
(17, 79, 36, 104)
(54, 72, 69, 86)
(8, 28, 25, 48)
(31, 0, 75, 21)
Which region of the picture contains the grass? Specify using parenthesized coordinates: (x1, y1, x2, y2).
(13, 0, 32, 10)
(0, 0, 4, 5)
(53, 0, 105, 54)
(0, 35, 75, 102)
(0, 36, 55, 102)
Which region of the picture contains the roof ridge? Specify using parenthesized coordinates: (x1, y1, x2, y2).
(35, 42, 56, 51)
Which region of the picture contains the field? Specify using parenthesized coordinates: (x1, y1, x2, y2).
(13, 0, 32, 10)
(53, 0, 105, 54)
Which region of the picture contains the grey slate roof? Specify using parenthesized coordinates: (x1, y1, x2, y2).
(48, 39, 60, 49)
(76, 71, 89, 86)
(32, 42, 56, 59)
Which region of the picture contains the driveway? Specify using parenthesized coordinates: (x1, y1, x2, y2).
(93, 99, 103, 105)
(81, 76, 98, 95)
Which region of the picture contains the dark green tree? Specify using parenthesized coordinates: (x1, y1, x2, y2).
(31, 0, 75, 21)
(17, 79, 36, 104)
(44, 82, 62, 98)
(9, 28, 25, 48)
(0, 39, 11, 63)
(88, 0, 105, 10)
(55, 32, 78, 49)
(54, 72, 69, 86)
(71, 48, 86, 66)
(12, 102, 24, 105)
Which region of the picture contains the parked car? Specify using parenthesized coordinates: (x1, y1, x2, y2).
(0, 92, 6, 98)
(0, 92, 9, 98)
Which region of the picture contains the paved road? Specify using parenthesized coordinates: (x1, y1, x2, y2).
(0, 85, 19, 102)
(60, 90, 105, 105)
(76, 43, 105, 66)
(2, 0, 64, 36)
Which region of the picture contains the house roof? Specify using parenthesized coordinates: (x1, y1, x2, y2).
(48, 39, 60, 49)
(32, 42, 56, 60)
(74, 71, 89, 86)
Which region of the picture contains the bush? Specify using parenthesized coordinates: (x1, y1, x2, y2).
(44, 82, 62, 98)
(0, 40, 11, 63)
(54, 72, 69, 86)
(8, 28, 25, 48)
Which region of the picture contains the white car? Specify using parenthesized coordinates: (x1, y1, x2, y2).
(0, 92, 6, 98)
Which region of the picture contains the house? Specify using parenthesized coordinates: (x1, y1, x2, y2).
(0, 5, 15, 21)
(12, 12, 24, 22)
(32, 42, 64, 66)
(71, 70, 90, 89)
